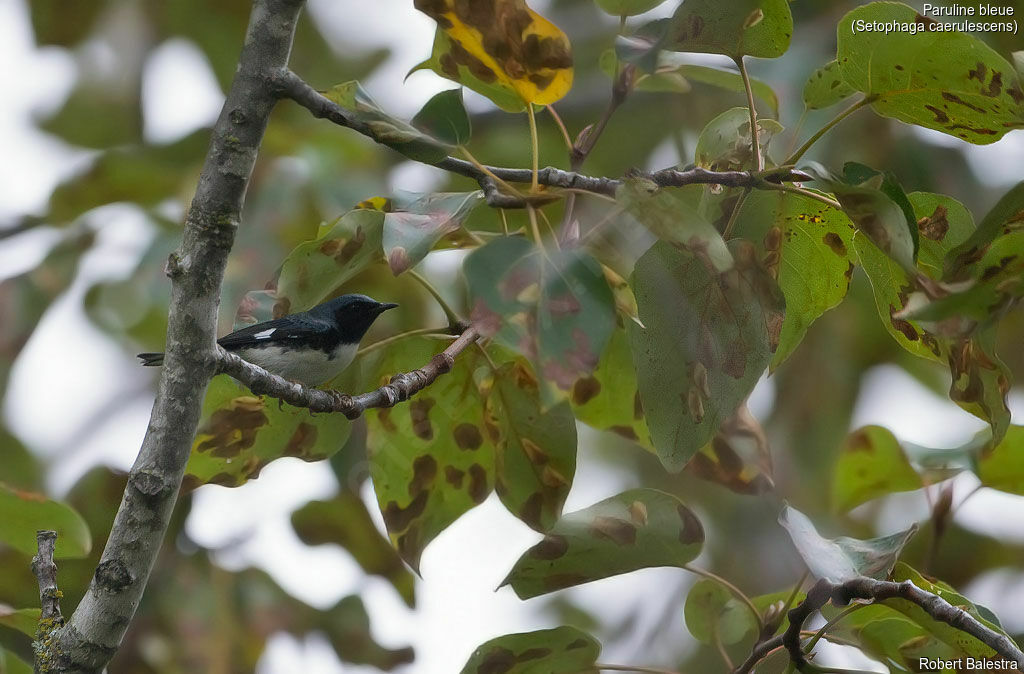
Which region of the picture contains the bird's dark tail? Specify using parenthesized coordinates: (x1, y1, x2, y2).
(138, 352, 165, 367)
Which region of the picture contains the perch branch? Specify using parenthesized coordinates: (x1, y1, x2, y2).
(272, 69, 813, 204)
(32, 530, 63, 625)
(44, 0, 306, 670)
(216, 325, 481, 419)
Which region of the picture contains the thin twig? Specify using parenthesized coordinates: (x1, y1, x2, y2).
(527, 103, 540, 191)
(32, 530, 63, 626)
(760, 183, 842, 210)
(785, 97, 873, 166)
(545, 104, 573, 151)
(597, 664, 681, 674)
(216, 325, 481, 419)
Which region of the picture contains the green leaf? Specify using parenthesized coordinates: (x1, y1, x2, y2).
(907, 192, 975, 276)
(291, 491, 417, 607)
(0, 646, 32, 674)
(594, 0, 668, 17)
(803, 60, 857, 110)
(323, 81, 450, 163)
(183, 374, 353, 490)
(733, 190, 855, 368)
(0, 484, 91, 559)
(617, 179, 733, 273)
(676, 64, 779, 117)
(414, 0, 574, 107)
(820, 603, 961, 669)
(886, 562, 1012, 659)
(274, 208, 385, 315)
(27, 0, 103, 46)
(322, 595, 416, 669)
(778, 504, 916, 583)
(598, 48, 691, 94)
(832, 426, 923, 513)
(0, 604, 39, 637)
(486, 361, 577, 531)
(946, 329, 1011, 445)
(836, 2, 1024, 144)
(465, 237, 616, 390)
(570, 328, 653, 451)
(686, 406, 774, 495)
(366, 338, 494, 569)
(382, 192, 482, 275)
(410, 29, 526, 113)
(660, 0, 794, 59)
(459, 626, 600, 674)
(628, 240, 784, 470)
(694, 107, 783, 171)
(411, 89, 472, 146)
(502, 488, 703, 599)
(684, 580, 751, 646)
(945, 181, 1024, 281)
(978, 425, 1024, 495)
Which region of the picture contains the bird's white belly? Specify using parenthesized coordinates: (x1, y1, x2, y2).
(237, 342, 358, 386)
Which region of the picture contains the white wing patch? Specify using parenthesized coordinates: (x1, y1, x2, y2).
(253, 328, 276, 340)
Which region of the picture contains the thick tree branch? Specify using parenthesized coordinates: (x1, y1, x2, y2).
(271, 69, 812, 205)
(777, 578, 1024, 672)
(216, 326, 480, 419)
(44, 0, 305, 670)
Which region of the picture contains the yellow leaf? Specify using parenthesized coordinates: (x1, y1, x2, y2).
(414, 0, 573, 106)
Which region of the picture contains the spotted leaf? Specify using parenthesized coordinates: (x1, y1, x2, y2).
(628, 240, 785, 471)
(836, 2, 1024, 144)
(413, 0, 574, 107)
(366, 338, 494, 570)
(465, 236, 616, 392)
(382, 191, 483, 275)
(502, 488, 704, 599)
(733, 189, 855, 369)
(803, 59, 857, 110)
(594, 0, 668, 18)
(184, 374, 353, 490)
(832, 426, 923, 513)
(459, 626, 600, 674)
(658, 0, 793, 60)
(485, 361, 577, 531)
(977, 425, 1024, 496)
(685, 405, 774, 496)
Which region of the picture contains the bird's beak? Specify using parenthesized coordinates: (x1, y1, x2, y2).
(376, 302, 399, 314)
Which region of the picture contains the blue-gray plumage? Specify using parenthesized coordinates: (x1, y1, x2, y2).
(138, 294, 398, 385)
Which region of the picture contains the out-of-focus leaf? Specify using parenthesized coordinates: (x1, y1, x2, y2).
(832, 426, 923, 513)
(412, 89, 472, 146)
(0, 484, 91, 559)
(366, 338, 494, 570)
(27, 0, 103, 46)
(803, 60, 857, 110)
(291, 491, 416, 606)
(323, 595, 415, 670)
(734, 190, 855, 368)
(570, 328, 652, 451)
(502, 488, 703, 598)
(659, 0, 794, 59)
(41, 83, 143, 150)
(693, 107, 783, 171)
(595, 0, 668, 17)
(628, 240, 784, 470)
(617, 179, 732, 273)
(685, 405, 774, 495)
(978, 425, 1024, 495)
(0, 646, 32, 674)
(886, 562, 1012, 659)
(685, 583, 799, 646)
(598, 48, 691, 94)
(836, 2, 1024, 145)
(183, 374, 352, 490)
(465, 236, 616, 391)
(486, 361, 577, 532)
(382, 192, 482, 275)
(676, 63, 778, 117)
(0, 429, 43, 492)
(944, 180, 1024, 282)
(459, 626, 600, 674)
(410, 29, 526, 113)
(0, 605, 38, 638)
(323, 82, 450, 163)
(779, 505, 916, 583)
(414, 0, 574, 107)
(273, 208, 384, 316)
(820, 603, 961, 669)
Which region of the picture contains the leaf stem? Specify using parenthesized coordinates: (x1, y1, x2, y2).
(684, 564, 764, 632)
(527, 103, 540, 191)
(598, 664, 681, 674)
(357, 327, 454, 357)
(760, 182, 842, 211)
(735, 56, 762, 171)
(408, 268, 463, 329)
(722, 189, 750, 239)
(460, 146, 520, 197)
(546, 104, 573, 152)
(785, 96, 873, 165)
(803, 603, 865, 654)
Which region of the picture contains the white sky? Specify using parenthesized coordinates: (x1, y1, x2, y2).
(2, 0, 1024, 671)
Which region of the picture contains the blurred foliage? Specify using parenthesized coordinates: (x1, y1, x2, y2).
(3, 0, 1024, 672)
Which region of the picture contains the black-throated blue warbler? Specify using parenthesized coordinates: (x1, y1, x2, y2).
(138, 294, 398, 385)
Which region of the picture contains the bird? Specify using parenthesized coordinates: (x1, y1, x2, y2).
(138, 294, 398, 385)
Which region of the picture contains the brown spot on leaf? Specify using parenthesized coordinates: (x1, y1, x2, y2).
(468, 463, 489, 504)
(520, 437, 548, 465)
(610, 425, 639, 440)
(517, 647, 552, 662)
(454, 422, 484, 450)
(940, 92, 986, 113)
(823, 232, 847, 256)
(196, 398, 268, 458)
(918, 205, 949, 241)
(722, 338, 747, 379)
(543, 573, 588, 592)
(968, 62, 987, 82)
(410, 398, 436, 441)
(519, 492, 545, 529)
(376, 407, 398, 433)
(634, 391, 644, 419)
(571, 376, 601, 405)
(678, 504, 704, 544)
(409, 454, 438, 496)
(209, 472, 237, 487)
(444, 465, 465, 488)
(530, 534, 568, 560)
(566, 638, 590, 650)
(845, 428, 874, 453)
(982, 71, 1003, 98)
(1008, 86, 1024, 105)
(284, 422, 318, 457)
(590, 516, 637, 545)
(383, 491, 429, 533)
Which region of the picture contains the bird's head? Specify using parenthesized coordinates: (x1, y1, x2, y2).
(321, 294, 398, 342)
